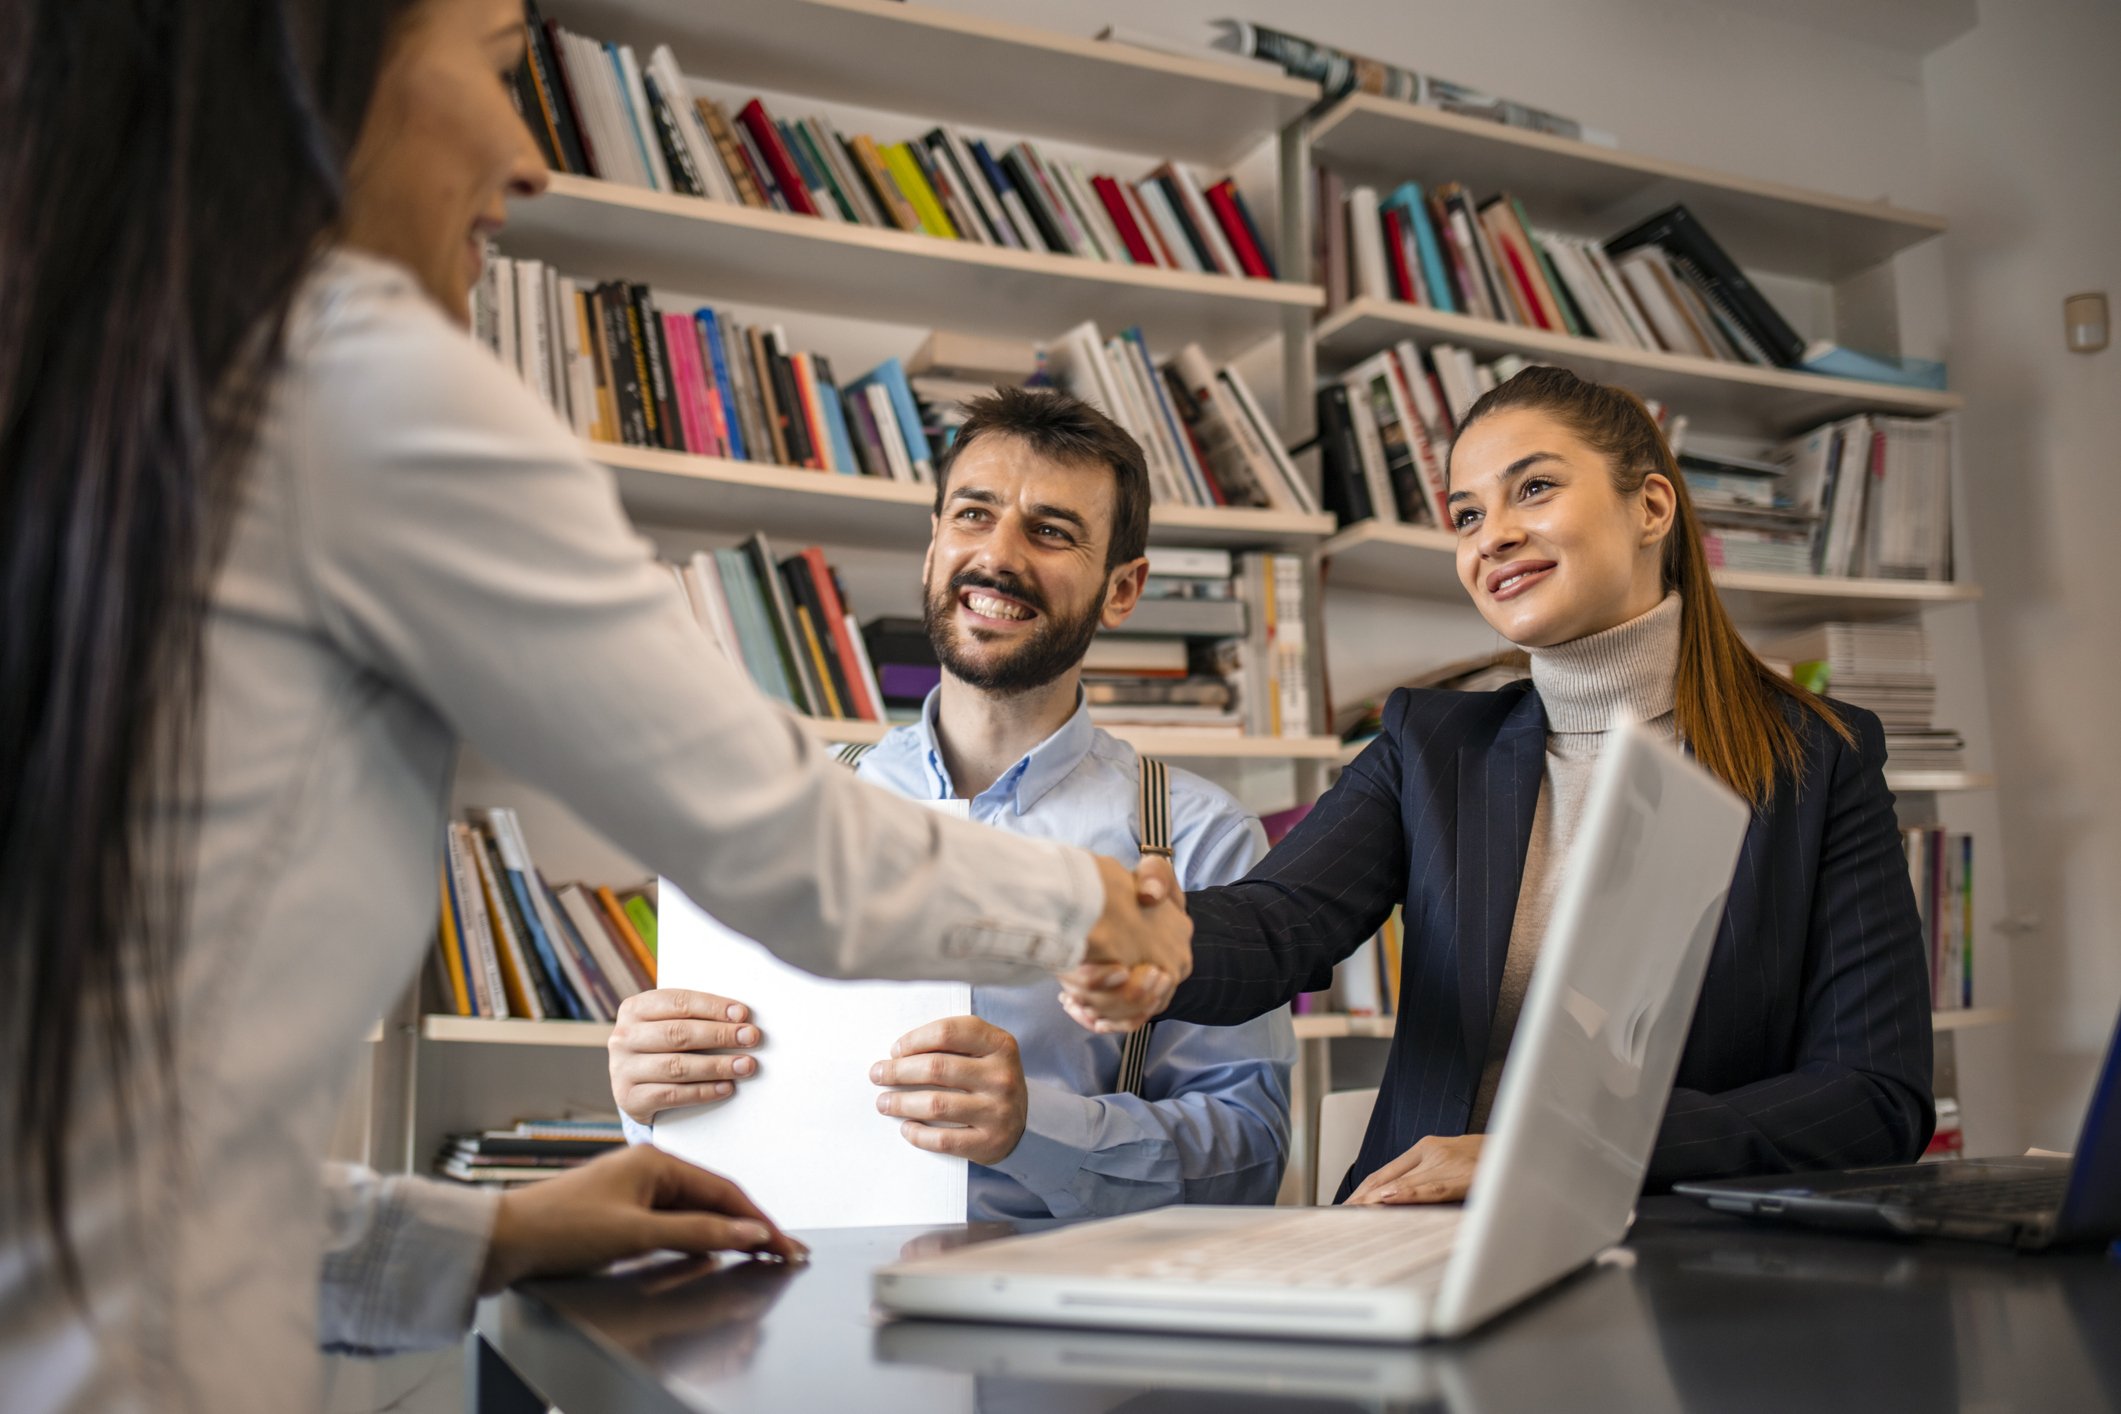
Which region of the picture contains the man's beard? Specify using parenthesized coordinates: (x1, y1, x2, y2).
(923, 568, 1105, 697)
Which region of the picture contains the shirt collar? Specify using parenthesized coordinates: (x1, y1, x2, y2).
(915, 685, 1097, 815)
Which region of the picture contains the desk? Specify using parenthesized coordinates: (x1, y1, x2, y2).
(472, 1198, 2121, 1413)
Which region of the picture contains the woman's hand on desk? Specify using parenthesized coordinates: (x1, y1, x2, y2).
(1345, 1135, 1486, 1206)
(608, 988, 763, 1125)
(479, 1145, 807, 1292)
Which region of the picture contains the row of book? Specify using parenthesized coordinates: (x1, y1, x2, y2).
(1316, 339, 1682, 531)
(1905, 826, 1975, 1011)
(1042, 320, 1318, 514)
(1326, 175, 1808, 369)
(472, 255, 937, 483)
(512, 6, 1280, 279)
(436, 808, 657, 1022)
(670, 536, 886, 723)
(437, 1117, 626, 1187)
(1768, 620, 1964, 771)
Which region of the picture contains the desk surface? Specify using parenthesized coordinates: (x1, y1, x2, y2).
(478, 1198, 2121, 1414)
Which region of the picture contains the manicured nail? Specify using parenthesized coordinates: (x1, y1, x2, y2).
(735, 1221, 770, 1245)
(869, 1062, 884, 1083)
(875, 1094, 890, 1112)
(726, 1004, 747, 1022)
(713, 1082, 733, 1098)
(736, 1026, 759, 1046)
(733, 1056, 755, 1076)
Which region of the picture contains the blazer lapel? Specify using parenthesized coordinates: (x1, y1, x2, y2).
(1454, 688, 1548, 1090)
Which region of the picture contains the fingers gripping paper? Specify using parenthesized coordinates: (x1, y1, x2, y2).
(652, 882, 972, 1229)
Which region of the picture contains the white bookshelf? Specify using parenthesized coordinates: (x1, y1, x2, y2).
(1314, 297, 1961, 437)
(560, 0, 1316, 167)
(503, 175, 1322, 360)
(592, 442, 1336, 550)
(1306, 93, 1946, 280)
(1316, 519, 1983, 624)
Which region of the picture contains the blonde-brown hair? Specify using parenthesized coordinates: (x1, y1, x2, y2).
(1451, 365, 1853, 808)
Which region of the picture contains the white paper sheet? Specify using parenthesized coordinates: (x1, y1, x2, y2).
(652, 880, 971, 1230)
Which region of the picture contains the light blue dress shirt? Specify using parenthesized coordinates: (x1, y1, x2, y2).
(633, 688, 1296, 1219)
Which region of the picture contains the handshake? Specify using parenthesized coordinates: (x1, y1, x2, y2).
(1060, 855, 1192, 1034)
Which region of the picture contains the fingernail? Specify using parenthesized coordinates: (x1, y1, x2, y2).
(713, 1081, 733, 1098)
(875, 1094, 890, 1112)
(734, 1056, 755, 1076)
(736, 1026, 758, 1046)
(735, 1221, 770, 1245)
(727, 1004, 747, 1022)
(869, 1062, 883, 1083)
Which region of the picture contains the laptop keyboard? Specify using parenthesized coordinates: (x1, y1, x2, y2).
(1841, 1175, 2065, 1214)
(1097, 1211, 1463, 1288)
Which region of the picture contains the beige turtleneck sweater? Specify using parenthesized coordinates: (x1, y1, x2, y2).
(1468, 592, 1684, 1130)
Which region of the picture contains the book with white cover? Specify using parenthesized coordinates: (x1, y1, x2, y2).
(653, 881, 970, 1230)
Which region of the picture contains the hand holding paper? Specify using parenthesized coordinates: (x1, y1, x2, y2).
(872, 1016, 1029, 1166)
(608, 988, 764, 1125)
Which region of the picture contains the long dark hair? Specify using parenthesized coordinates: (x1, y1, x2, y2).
(0, 0, 409, 1290)
(1452, 366, 1854, 807)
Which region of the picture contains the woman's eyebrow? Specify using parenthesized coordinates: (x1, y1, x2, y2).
(1447, 451, 1562, 504)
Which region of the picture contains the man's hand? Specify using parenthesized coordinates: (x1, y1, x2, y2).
(608, 988, 763, 1126)
(479, 1144, 806, 1292)
(1064, 856, 1191, 1033)
(1344, 1134, 1485, 1206)
(871, 1016, 1028, 1167)
(1060, 856, 1196, 1034)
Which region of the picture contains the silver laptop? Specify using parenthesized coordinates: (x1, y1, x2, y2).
(874, 718, 1751, 1341)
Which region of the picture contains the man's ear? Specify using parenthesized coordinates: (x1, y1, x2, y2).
(1100, 558, 1150, 630)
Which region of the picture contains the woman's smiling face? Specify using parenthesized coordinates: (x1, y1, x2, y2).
(1446, 405, 1677, 647)
(340, 0, 550, 323)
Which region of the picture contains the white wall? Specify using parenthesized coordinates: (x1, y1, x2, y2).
(1925, 0, 2121, 1149)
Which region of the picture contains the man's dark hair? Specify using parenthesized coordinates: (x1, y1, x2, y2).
(931, 386, 1151, 570)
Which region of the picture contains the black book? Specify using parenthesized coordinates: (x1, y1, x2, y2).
(1000, 149, 1070, 254)
(862, 616, 939, 667)
(1604, 205, 1805, 367)
(923, 129, 1002, 244)
(627, 284, 681, 452)
(594, 284, 650, 445)
(764, 331, 816, 469)
(1315, 384, 1374, 527)
(509, 61, 561, 169)
(779, 555, 857, 719)
(523, 2, 590, 175)
(1153, 174, 1216, 270)
(740, 533, 822, 715)
(641, 72, 705, 198)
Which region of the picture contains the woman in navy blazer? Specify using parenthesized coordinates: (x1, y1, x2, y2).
(1155, 367, 1934, 1204)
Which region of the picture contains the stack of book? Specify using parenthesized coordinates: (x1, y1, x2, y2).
(859, 618, 941, 721)
(437, 1118, 627, 1187)
(513, 7, 1280, 278)
(1763, 620, 1963, 770)
(902, 330, 1041, 452)
(1680, 448, 1819, 575)
(1316, 340, 1684, 530)
(1773, 415, 1954, 581)
(436, 808, 656, 1022)
(1043, 322, 1317, 514)
(669, 536, 886, 724)
(1904, 826, 1974, 1011)
(471, 256, 935, 482)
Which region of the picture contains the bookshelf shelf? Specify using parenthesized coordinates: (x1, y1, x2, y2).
(1317, 519, 1983, 623)
(1931, 1007, 2013, 1033)
(1886, 770, 1998, 793)
(422, 1016, 612, 1047)
(563, 0, 1318, 167)
(796, 713, 1345, 762)
(1306, 94, 1946, 281)
(505, 175, 1323, 360)
(1314, 297, 1961, 435)
(592, 442, 1335, 549)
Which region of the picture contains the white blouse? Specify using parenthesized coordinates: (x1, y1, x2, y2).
(0, 250, 1101, 1412)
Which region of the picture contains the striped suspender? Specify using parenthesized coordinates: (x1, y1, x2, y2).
(1115, 757, 1172, 1098)
(837, 739, 1169, 1099)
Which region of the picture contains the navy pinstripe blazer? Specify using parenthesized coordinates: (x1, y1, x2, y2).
(1164, 681, 1935, 1201)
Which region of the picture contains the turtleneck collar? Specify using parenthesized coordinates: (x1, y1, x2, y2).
(1528, 592, 1682, 734)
